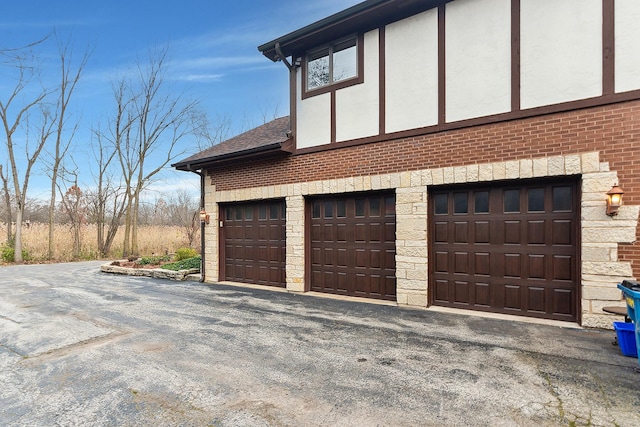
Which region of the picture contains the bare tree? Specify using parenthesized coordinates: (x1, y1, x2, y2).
(0, 49, 52, 262)
(0, 165, 12, 243)
(45, 35, 89, 259)
(115, 47, 198, 257)
(191, 109, 233, 151)
(167, 189, 200, 247)
(88, 90, 134, 257)
(57, 170, 85, 259)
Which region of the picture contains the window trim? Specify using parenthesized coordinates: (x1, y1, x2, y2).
(301, 33, 365, 100)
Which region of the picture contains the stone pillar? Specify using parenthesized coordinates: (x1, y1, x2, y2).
(286, 194, 306, 292)
(395, 186, 429, 307)
(203, 182, 218, 282)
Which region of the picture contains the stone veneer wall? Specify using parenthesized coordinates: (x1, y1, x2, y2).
(203, 151, 638, 328)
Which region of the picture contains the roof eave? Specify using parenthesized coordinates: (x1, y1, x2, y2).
(173, 141, 291, 171)
(258, 0, 437, 62)
(258, 0, 392, 61)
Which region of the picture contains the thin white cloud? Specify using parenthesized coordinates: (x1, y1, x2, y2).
(177, 73, 224, 82)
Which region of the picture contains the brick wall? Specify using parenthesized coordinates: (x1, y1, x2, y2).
(207, 99, 640, 276)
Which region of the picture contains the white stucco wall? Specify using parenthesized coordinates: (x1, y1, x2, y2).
(385, 10, 439, 133)
(295, 70, 331, 149)
(615, 0, 640, 93)
(335, 30, 380, 142)
(445, 0, 511, 122)
(520, 0, 602, 109)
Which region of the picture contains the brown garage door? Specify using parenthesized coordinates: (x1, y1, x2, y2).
(430, 180, 578, 321)
(221, 200, 285, 287)
(308, 192, 396, 300)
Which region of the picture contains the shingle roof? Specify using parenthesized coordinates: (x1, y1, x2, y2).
(173, 116, 290, 170)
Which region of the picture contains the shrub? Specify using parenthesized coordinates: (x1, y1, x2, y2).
(1, 246, 30, 263)
(137, 254, 172, 266)
(175, 247, 198, 261)
(161, 256, 201, 271)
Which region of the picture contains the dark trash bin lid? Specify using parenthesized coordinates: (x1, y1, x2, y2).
(621, 280, 640, 291)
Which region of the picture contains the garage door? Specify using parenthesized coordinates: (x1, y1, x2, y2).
(430, 180, 578, 321)
(221, 200, 285, 287)
(308, 192, 396, 300)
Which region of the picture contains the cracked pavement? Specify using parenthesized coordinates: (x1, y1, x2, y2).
(1, 261, 639, 426)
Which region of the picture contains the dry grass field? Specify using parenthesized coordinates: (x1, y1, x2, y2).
(0, 223, 199, 263)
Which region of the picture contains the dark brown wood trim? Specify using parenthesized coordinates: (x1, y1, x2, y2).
(603, 0, 615, 95)
(293, 89, 640, 156)
(511, 0, 521, 111)
(218, 203, 225, 282)
(301, 33, 366, 100)
(303, 196, 311, 292)
(331, 91, 337, 143)
(574, 176, 582, 325)
(379, 26, 386, 136)
(438, 5, 446, 125)
(290, 67, 298, 150)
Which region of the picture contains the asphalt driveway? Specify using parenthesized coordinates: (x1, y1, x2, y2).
(0, 262, 639, 426)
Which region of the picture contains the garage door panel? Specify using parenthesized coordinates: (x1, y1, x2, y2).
(268, 224, 281, 241)
(337, 272, 348, 292)
(354, 274, 366, 294)
(454, 281, 470, 304)
(504, 253, 521, 277)
(553, 220, 573, 245)
(259, 266, 269, 282)
(337, 248, 347, 267)
(528, 221, 546, 244)
(258, 225, 269, 240)
(454, 252, 469, 274)
(431, 180, 578, 321)
(435, 222, 448, 242)
(384, 250, 396, 269)
(475, 253, 490, 275)
(474, 221, 490, 243)
(312, 247, 322, 265)
(504, 285, 522, 310)
(370, 249, 381, 269)
(527, 287, 546, 312)
(309, 193, 396, 300)
(311, 223, 322, 241)
(324, 224, 335, 241)
(454, 222, 468, 243)
(528, 254, 545, 279)
(553, 255, 572, 281)
(369, 275, 382, 296)
(504, 221, 521, 244)
(434, 279, 449, 302)
(385, 277, 396, 296)
(370, 223, 382, 242)
(324, 248, 335, 266)
(222, 200, 286, 288)
(270, 267, 280, 283)
(475, 282, 490, 306)
(553, 289, 573, 315)
(385, 223, 396, 241)
(435, 252, 448, 272)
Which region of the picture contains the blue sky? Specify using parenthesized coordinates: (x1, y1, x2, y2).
(1, 0, 361, 200)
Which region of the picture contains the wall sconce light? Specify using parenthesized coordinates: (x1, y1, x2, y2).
(606, 184, 624, 216)
(199, 208, 210, 225)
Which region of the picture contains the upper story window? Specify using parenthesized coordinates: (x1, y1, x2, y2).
(306, 35, 359, 93)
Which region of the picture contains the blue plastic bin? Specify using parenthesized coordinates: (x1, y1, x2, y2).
(617, 281, 640, 367)
(613, 321, 638, 357)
